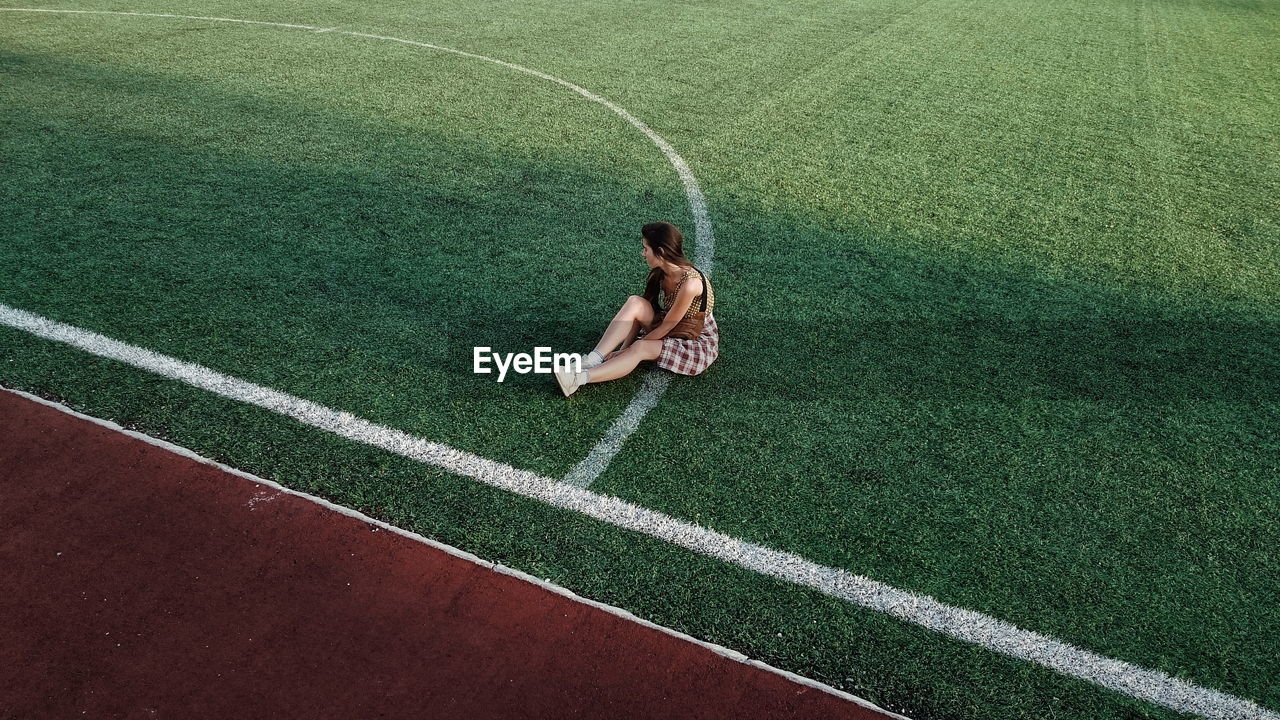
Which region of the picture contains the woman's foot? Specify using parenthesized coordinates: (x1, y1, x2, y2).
(582, 349, 605, 370)
(555, 367, 590, 397)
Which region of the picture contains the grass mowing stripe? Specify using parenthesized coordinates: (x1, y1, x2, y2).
(4, 386, 908, 720)
(0, 7, 321, 29)
(0, 4, 716, 487)
(0, 301, 1273, 720)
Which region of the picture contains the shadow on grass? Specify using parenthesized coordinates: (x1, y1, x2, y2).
(2, 49, 1276, 427)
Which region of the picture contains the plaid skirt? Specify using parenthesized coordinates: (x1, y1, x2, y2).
(639, 312, 720, 376)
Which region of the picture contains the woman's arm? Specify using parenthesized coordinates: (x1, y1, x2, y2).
(640, 278, 701, 341)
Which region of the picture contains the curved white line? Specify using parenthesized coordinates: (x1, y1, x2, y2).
(0, 6, 712, 484)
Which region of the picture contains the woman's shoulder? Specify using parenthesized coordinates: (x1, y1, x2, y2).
(677, 267, 704, 283)
(676, 270, 703, 291)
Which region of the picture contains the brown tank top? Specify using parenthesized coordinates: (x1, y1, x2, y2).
(660, 268, 715, 319)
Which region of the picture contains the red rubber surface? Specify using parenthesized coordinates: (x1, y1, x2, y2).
(0, 389, 896, 719)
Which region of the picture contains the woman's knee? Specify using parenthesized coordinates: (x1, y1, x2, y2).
(622, 295, 653, 322)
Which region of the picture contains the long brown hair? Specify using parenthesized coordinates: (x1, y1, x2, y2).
(641, 221, 694, 314)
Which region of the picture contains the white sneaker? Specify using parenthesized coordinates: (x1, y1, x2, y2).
(555, 367, 586, 397)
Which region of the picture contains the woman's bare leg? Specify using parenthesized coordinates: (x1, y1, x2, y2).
(587, 338, 662, 382)
(593, 295, 655, 355)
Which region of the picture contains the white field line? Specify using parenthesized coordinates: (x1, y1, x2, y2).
(1, 303, 1276, 720)
(3, 386, 907, 720)
(563, 370, 671, 487)
(0, 6, 712, 488)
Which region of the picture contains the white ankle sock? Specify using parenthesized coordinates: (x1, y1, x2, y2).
(584, 350, 604, 369)
(578, 369, 591, 386)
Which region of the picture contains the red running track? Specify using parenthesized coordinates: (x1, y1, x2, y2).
(0, 389, 900, 719)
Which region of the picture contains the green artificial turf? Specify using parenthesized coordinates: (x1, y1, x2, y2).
(2, 1, 1277, 718)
